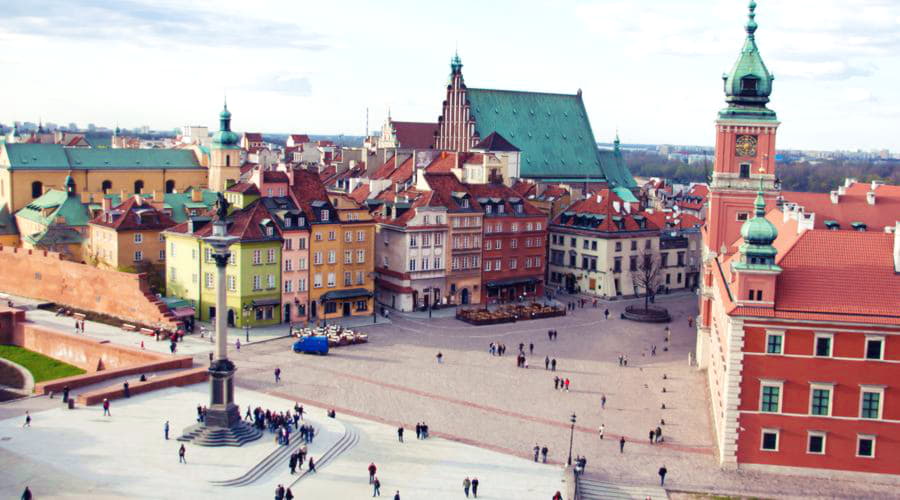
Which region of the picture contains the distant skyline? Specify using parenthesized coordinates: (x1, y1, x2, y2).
(2, 0, 899, 151)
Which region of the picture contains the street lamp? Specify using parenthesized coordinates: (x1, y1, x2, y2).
(567, 412, 577, 466)
(242, 302, 254, 343)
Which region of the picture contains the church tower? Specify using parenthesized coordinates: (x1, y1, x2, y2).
(435, 52, 477, 152)
(705, 1, 779, 257)
(208, 101, 242, 192)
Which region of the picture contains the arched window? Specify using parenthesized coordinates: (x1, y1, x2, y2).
(165, 180, 176, 194)
(31, 181, 43, 199)
(101, 180, 113, 194)
(134, 180, 144, 194)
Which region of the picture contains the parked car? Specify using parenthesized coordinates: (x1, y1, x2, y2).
(292, 336, 329, 355)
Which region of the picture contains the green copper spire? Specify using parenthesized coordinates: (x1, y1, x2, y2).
(212, 99, 239, 150)
(613, 131, 621, 154)
(734, 178, 780, 271)
(720, 0, 776, 121)
(451, 50, 463, 74)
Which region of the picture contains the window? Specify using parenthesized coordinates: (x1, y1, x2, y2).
(356, 300, 368, 311)
(357, 230, 365, 242)
(410, 235, 418, 248)
(807, 432, 826, 455)
(321, 210, 329, 221)
(739, 163, 751, 179)
(629, 256, 637, 272)
(644, 239, 651, 249)
(766, 331, 783, 354)
(737, 212, 750, 221)
(356, 271, 364, 285)
(134, 180, 144, 194)
(230, 253, 236, 265)
(495, 240, 502, 250)
(327, 272, 335, 287)
(509, 223, 516, 232)
(761, 429, 779, 451)
(227, 275, 236, 291)
(284, 239, 293, 250)
(485, 260, 492, 272)
(344, 272, 352, 286)
(357, 249, 365, 263)
(298, 278, 307, 291)
(409, 259, 416, 271)
(630, 240, 637, 251)
(298, 238, 307, 250)
(345, 231, 352, 242)
(192, 273, 198, 284)
(857, 435, 875, 458)
(860, 387, 883, 419)
(133, 250, 143, 262)
(509, 258, 517, 270)
(865, 337, 884, 360)
(741, 76, 759, 93)
(526, 257, 532, 268)
(314, 273, 322, 288)
(251, 275, 261, 290)
(324, 302, 337, 314)
(172, 243, 178, 257)
(433, 256, 441, 269)
(134, 233, 143, 243)
(344, 250, 352, 264)
(485, 240, 492, 251)
(328, 231, 335, 241)
(101, 180, 112, 194)
(169, 267, 176, 280)
(536, 222, 542, 231)
(613, 257, 622, 273)
(814, 333, 833, 357)
(434, 233, 443, 246)
(159, 250, 165, 260)
(759, 381, 782, 413)
(327, 250, 336, 264)
(267, 274, 275, 289)
(284, 280, 293, 293)
(810, 385, 832, 416)
(267, 248, 276, 263)
(205, 272, 214, 289)
(495, 259, 501, 271)
(615, 242, 622, 252)
(526, 222, 533, 231)
(315, 232, 323, 241)
(252, 250, 261, 265)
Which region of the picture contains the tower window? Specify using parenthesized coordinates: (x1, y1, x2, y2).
(134, 180, 144, 194)
(31, 181, 43, 199)
(165, 180, 176, 193)
(741, 76, 759, 95)
(739, 164, 751, 179)
(226, 155, 231, 167)
(101, 180, 112, 194)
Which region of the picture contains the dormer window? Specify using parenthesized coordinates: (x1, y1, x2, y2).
(498, 204, 505, 214)
(266, 226, 274, 236)
(460, 198, 469, 209)
(285, 217, 292, 228)
(515, 203, 523, 214)
(299, 217, 305, 226)
(740, 76, 759, 95)
(485, 205, 492, 214)
(321, 209, 329, 221)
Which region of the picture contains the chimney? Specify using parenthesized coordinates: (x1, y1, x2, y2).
(830, 190, 839, 204)
(191, 189, 203, 202)
(102, 197, 112, 212)
(866, 191, 876, 205)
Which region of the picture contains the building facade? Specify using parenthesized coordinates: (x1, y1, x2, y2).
(87, 195, 175, 271)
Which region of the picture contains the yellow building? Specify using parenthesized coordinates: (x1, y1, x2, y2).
(87, 195, 177, 272)
(207, 103, 242, 192)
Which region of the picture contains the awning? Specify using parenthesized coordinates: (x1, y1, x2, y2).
(321, 288, 373, 301)
(171, 307, 195, 318)
(251, 298, 281, 306)
(485, 277, 538, 288)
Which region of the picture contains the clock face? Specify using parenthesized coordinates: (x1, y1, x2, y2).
(735, 135, 758, 157)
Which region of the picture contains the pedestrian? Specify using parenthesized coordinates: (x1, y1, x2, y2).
(275, 484, 285, 500)
(308, 456, 316, 472)
(551, 358, 556, 371)
(74, 318, 79, 333)
(123, 381, 130, 398)
(289, 452, 298, 474)
(665, 326, 671, 343)
(393, 491, 400, 500)
(598, 423, 604, 439)
(285, 487, 295, 500)
(103, 398, 111, 416)
(601, 394, 607, 409)
(547, 330, 552, 341)
(623, 356, 628, 367)
(23, 411, 31, 427)
(179, 444, 186, 463)
(688, 316, 693, 328)
(619, 436, 625, 453)
(369, 462, 377, 483)
(529, 343, 534, 355)
(398, 426, 404, 442)
(649, 429, 655, 444)
(533, 444, 540, 462)
(541, 446, 548, 463)
(656, 426, 663, 443)
(659, 465, 668, 486)
(373, 477, 381, 496)
(471, 477, 479, 498)
(564, 378, 570, 392)
(544, 356, 550, 370)
(463, 477, 471, 497)
(21, 486, 32, 500)
(554, 376, 560, 390)
(63, 385, 70, 403)
(236, 338, 241, 350)
(552, 491, 563, 500)
(274, 367, 281, 383)
(436, 352, 443, 364)
(415, 422, 422, 439)
(617, 354, 623, 366)
(164, 420, 170, 440)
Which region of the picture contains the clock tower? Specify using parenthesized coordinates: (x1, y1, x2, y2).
(706, 0, 779, 257)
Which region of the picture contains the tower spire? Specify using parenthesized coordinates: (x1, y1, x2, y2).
(746, 0, 758, 38)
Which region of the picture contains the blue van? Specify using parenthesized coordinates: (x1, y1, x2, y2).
(292, 336, 329, 355)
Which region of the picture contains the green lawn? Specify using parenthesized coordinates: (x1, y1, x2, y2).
(0, 345, 85, 383)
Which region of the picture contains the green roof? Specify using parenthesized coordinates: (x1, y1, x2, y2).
(2, 143, 201, 170)
(16, 189, 92, 227)
(613, 186, 639, 203)
(466, 88, 635, 187)
(719, 1, 777, 121)
(24, 227, 84, 247)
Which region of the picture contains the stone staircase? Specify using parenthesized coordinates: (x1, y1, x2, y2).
(577, 477, 668, 500)
(287, 423, 360, 488)
(177, 420, 263, 447)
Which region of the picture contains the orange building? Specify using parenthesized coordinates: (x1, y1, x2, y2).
(87, 195, 176, 271)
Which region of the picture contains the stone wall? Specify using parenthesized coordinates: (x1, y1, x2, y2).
(0, 245, 180, 330)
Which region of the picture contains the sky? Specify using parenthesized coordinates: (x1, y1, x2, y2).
(1, 0, 899, 152)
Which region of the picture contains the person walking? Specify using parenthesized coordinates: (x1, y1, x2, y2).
(275, 484, 285, 500)
(547, 330, 552, 341)
(235, 338, 241, 351)
(179, 444, 186, 463)
(553, 376, 560, 390)
(393, 492, 400, 500)
(23, 411, 31, 428)
(550, 358, 556, 371)
(21, 486, 32, 500)
(274, 367, 281, 383)
(463, 477, 471, 497)
(564, 378, 570, 392)
(619, 436, 626, 453)
(601, 394, 607, 409)
(659, 465, 668, 486)
(308, 456, 316, 473)
(541, 446, 548, 463)
(369, 462, 377, 483)
(649, 429, 655, 444)
(552, 491, 563, 500)
(544, 356, 550, 370)
(471, 477, 479, 498)
(598, 423, 605, 439)
(285, 487, 295, 500)
(604, 308, 610, 320)
(102, 398, 111, 416)
(289, 452, 298, 475)
(533, 444, 540, 462)
(436, 352, 443, 364)
(397, 426, 404, 442)
(529, 343, 534, 354)
(373, 476, 381, 497)
(164, 420, 170, 440)
(655, 426, 663, 443)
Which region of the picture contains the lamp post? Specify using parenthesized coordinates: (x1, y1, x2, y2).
(242, 302, 253, 343)
(567, 412, 577, 466)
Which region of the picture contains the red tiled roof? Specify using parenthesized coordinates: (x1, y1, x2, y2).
(240, 162, 258, 175)
(425, 152, 457, 173)
(166, 199, 280, 241)
(387, 157, 415, 184)
(290, 134, 310, 143)
(349, 184, 370, 204)
(90, 197, 176, 232)
(371, 155, 399, 180)
(541, 185, 569, 199)
(288, 168, 334, 223)
(464, 183, 544, 217)
(423, 173, 482, 213)
(676, 200, 704, 211)
(391, 121, 438, 149)
(263, 171, 289, 183)
(689, 184, 709, 198)
(645, 211, 702, 230)
(244, 132, 263, 142)
(227, 182, 261, 195)
(511, 179, 536, 197)
(782, 182, 900, 230)
(552, 190, 656, 233)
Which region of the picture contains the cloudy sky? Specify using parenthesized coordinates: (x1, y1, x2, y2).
(2, 0, 899, 151)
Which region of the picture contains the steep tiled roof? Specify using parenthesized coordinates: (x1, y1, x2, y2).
(391, 121, 438, 149)
(243, 132, 263, 142)
(371, 155, 400, 180)
(2, 144, 200, 170)
(262, 171, 290, 183)
(423, 173, 482, 213)
(288, 168, 335, 223)
(90, 197, 177, 232)
(289, 134, 310, 143)
(782, 182, 900, 230)
(464, 183, 543, 217)
(349, 184, 370, 204)
(551, 189, 657, 233)
(511, 180, 536, 197)
(226, 183, 261, 195)
(474, 131, 519, 152)
(466, 89, 634, 187)
(167, 199, 280, 242)
(645, 211, 702, 230)
(387, 157, 415, 184)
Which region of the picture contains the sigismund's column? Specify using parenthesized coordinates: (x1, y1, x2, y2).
(179, 200, 261, 446)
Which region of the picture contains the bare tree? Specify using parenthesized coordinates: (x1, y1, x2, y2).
(630, 251, 662, 311)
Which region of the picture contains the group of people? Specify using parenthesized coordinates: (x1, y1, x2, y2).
(532, 444, 550, 463)
(488, 342, 507, 356)
(414, 422, 430, 439)
(648, 426, 664, 444)
(552, 376, 571, 392)
(543, 356, 558, 371)
(273, 484, 295, 500)
(616, 354, 629, 367)
(462, 477, 480, 498)
(288, 445, 311, 474)
(546, 329, 559, 340)
(73, 318, 86, 334)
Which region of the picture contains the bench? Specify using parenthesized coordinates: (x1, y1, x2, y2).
(121, 324, 137, 332)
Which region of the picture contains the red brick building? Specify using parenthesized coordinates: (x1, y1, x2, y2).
(465, 183, 546, 303)
(697, 2, 900, 478)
